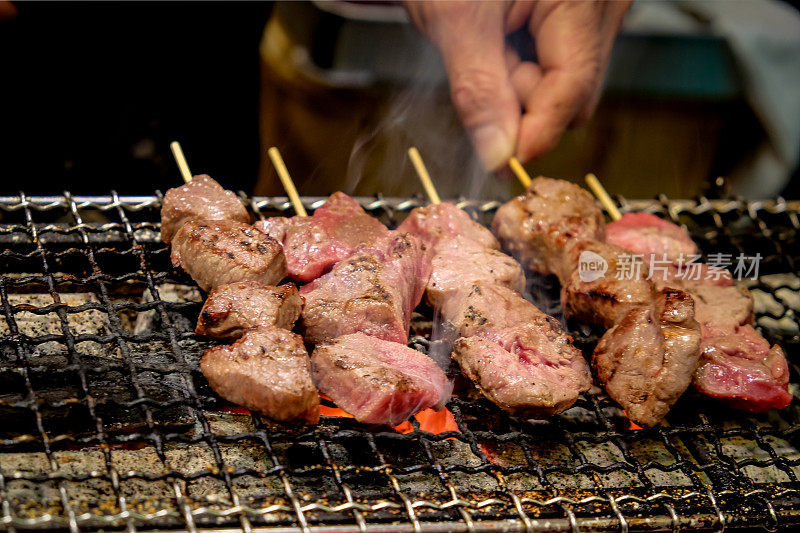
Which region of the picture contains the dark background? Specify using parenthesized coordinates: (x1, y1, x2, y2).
(0, 1, 272, 194)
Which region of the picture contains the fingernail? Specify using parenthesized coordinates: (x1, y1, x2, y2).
(471, 124, 513, 171)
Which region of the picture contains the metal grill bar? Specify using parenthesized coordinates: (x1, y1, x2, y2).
(0, 192, 798, 532)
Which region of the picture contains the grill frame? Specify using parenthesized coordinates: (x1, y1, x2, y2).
(0, 191, 798, 533)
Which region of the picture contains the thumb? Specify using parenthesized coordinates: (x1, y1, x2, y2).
(430, 5, 520, 171)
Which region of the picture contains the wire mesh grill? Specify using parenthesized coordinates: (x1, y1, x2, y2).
(0, 191, 798, 532)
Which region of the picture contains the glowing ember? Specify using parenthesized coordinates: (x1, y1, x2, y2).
(216, 396, 460, 435)
(622, 410, 643, 430)
(320, 395, 459, 435)
(219, 405, 252, 416)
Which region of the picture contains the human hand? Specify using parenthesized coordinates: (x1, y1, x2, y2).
(405, 0, 631, 170)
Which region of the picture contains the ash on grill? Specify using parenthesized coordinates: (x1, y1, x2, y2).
(0, 192, 798, 532)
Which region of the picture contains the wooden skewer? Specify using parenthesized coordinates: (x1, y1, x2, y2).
(169, 141, 193, 183)
(407, 147, 441, 205)
(508, 157, 531, 189)
(585, 173, 622, 221)
(267, 147, 307, 217)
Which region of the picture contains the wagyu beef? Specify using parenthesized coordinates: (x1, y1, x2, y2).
(492, 176, 605, 280)
(255, 192, 390, 281)
(201, 326, 319, 424)
(161, 175, 249, 244)
(311, 333, 451, 425)
(171, 219, 287, 292)
(196, 281, 303, 340)
(300, 233, 431, 344)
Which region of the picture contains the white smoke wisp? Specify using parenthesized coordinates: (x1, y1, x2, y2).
(342, 28, 505, 201)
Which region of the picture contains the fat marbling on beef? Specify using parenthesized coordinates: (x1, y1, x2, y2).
(652, 265, 791, 411)
(491, 176, 704, 426)
(311, 332, 451, 426)
(397, 202, 499, 252)
(300, 232, 431, 345)
(196, 281, 303, 340)
(255, 192, 390, 282)
(560, 240, 653, 328)
(443, 283, 592, 416)
(492, 176, 605, 280)
(201, 326, 319, 424)
(593, 288, 702, 426)
(171, 219, 287, 292)
(426, 236, 526, 306)
(601, 212, 791, 411)
(161, 175, 249, 244)
(605, 212, 698, 262)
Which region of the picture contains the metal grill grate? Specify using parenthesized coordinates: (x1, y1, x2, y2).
(0, 192, 798, 532)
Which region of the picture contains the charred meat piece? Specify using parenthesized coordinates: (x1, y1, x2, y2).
(426, 236, 526, 307)
(254, 192, 391, 282)
(593, 288, 702, 426)
(171, 219, 287, 292)
(453, 324, 592, 418)
(311, 333, 452, 425)
(398, 202, 499, 252)
(492, 176, 605, 280)
(201, 326, 319, 424)
(560, 240, 653, 329)
(300, 233, 431, 344)
(604, 212, 698, 262)
(652, 266, 791, 411)
(442, 283, 592, 415)
(196, 281, 303, 340)
(161, 175, 249, 244)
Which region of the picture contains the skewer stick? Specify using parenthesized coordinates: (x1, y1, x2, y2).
(508, 157, 531, 189)
(585, 173, 622, 221)
(407, 147, 441, 205)
(267, 147, 307, 217)
(169, 141, 193, 183)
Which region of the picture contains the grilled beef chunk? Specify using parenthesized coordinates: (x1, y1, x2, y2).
(426, 236, 526, 307)
(593, 289, 702, 426)
(161, 175, 249, 244)
(652, 267, 791, 411)
(492, 176, 605, 280)
(254, 192, 391, 282)
(300, 233, 431, 344)
(171, 220, 287, 292)
(201, 326, 319, 424)
(604, 212, 698, 262)
(311, 333, 452, 425)
(398, 202, 499, 252)
(560, 240, 653, 328)
(442, 283, 592, 415)
(602, 212, 791, 411)
(196, 281, 303, 340)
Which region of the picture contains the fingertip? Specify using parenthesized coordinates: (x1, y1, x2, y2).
(516, 115, 562, 161)
(470, 123, 515, 171)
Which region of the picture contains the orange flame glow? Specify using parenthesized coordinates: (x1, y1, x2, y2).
(320, 395, 459, 436)
(218, 396, 460, 435)
(622, 410, 642, 430)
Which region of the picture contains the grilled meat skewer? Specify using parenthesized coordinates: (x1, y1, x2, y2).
(445, 283, 592, 416)
(400, 201, 591, 417)
(493, 177, 702, 426)
(604, 215, 791, 411)
(160, 174, 250, 244)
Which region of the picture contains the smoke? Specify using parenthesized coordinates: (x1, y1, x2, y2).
(341, 28, 505, 201)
